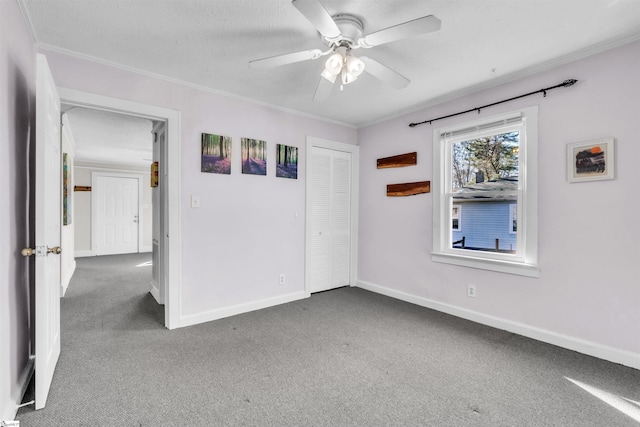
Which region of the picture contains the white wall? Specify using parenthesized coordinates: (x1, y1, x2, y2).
(357, 40, 640, 368)
(60, 114, 76, 295)
(42, 50, 358, 324)
(73, 162, 152, 257)
(0, 0, 36, 420)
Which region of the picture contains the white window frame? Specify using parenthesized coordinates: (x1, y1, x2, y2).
(432, 106, 539, 277)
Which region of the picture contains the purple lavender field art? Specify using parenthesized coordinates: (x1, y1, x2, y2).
(241, 138, 267, 176)
(276, 144, 298, 179)
(202, 133, 232, 174)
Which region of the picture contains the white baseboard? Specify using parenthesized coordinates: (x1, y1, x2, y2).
(356, 280, 640, 371)
(61, 260, 76, 297)
(180, 291, 309, 328)
(149, 280, 163, 305)
(2, 356, 34, 422)
(74, 250, 94, 258)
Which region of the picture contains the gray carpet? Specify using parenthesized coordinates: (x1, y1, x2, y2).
(17, 253, 640, 426)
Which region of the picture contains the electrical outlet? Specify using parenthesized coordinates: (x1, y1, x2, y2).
(279, 274, 285, 285)
(467, 284, 477, 298)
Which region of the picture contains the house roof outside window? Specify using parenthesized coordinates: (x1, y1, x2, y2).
(453, 176, 517, 202)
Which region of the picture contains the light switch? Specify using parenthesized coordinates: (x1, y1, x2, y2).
(191, 195, 200, 208)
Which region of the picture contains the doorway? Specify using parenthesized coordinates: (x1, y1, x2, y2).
(58, 88, 181, 329)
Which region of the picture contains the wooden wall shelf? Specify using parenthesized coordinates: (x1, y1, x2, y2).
(387, 181, 430, 197)
(74, 186, 91, 192)
(377, 152, 417, 169)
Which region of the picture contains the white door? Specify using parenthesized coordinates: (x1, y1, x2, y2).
(95, 175, 140, 255)
(34, 53, 62, 410)
(308, 146, 352, 293)
(151, 122, 166, 304)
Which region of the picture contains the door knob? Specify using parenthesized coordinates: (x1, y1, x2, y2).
(21, 248, 35, 257)
(21, 246, 60, 256)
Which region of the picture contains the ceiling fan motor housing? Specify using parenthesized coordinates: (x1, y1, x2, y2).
(325, 14, 364, 48)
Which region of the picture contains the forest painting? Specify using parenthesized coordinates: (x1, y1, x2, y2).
(276, 144, 298, 179)
(201, 133, 232, 174)
(241, 138, 267, 175)
(63, 153, 71, 225)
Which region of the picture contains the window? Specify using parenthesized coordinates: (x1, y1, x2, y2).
(432, 107, 538, 277)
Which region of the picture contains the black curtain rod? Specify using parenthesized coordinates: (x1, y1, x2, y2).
(408, 79, 578, 128)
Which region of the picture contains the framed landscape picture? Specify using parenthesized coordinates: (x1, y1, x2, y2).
(567, 138, 615, 183)
(241, 138, 267, 175)
(63, 153, 72, 225)
(201, 133, 232, 174)
(276, 144, 298, 179)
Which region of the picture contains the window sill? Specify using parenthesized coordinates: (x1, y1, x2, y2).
(431, 252, 539, 277)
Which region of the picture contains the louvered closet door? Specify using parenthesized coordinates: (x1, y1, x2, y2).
(309, 146, 352, 293)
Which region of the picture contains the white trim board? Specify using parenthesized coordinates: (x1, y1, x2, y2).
(58, 87, 182, 330)
(31, 41, 355, 129)
(180, 291, 309, 328)
(74, 161, 149, 173)
(356, 280, 640, 371)
(74, 250, 94, 258)
(4, 356, 34, 421)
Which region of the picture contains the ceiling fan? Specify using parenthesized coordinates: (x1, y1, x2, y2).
(249, 0, 441, 100)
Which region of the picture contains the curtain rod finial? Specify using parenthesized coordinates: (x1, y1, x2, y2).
(563, 79, 578, 87)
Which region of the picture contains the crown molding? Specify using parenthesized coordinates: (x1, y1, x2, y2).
(35, 43, 356, 130)
(357, 34, 640, 129)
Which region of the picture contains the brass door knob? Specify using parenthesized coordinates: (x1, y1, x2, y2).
(22, 246, 62, 256)
(21, 248, 35, 257)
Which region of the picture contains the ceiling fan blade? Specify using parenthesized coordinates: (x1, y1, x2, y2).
(249, 49, 322, 69)
(358, 15, 441, 48)
(292, 0, 341, 40)
(313, 75, 335, 101)
(360, 56, 410, 89)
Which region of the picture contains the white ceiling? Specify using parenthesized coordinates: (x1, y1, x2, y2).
(63, 107, 153, 167)
(20, 0, 640, 128)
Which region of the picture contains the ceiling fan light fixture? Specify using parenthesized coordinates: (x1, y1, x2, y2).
(324, 52, 343, 75)
(345, 55, 365, 77)
(320, 68, 337, 83)
(341, 68, 358, 85)
(340, 53, 365, 85)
